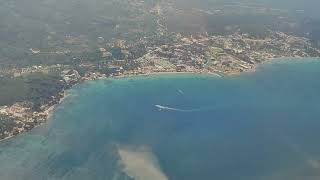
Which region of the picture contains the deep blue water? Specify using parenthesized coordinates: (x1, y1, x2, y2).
(1, 58, 320, 180)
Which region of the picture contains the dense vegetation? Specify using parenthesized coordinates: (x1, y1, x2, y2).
(0, 0, 320, 108)
(168, 0, 320, 41)
(0, 0, 158, 68)
(0, 73, 65, 109)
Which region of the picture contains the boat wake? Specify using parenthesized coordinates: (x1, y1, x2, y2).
(154, 104, 214, 112)
(177, 89, 184, 95)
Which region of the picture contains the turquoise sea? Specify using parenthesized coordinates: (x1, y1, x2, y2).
(1, 58, 320, 180)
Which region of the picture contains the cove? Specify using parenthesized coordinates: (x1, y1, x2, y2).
(1, 58, 320, 180)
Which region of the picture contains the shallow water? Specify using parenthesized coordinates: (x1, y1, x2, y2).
(1, 58, 320, 180)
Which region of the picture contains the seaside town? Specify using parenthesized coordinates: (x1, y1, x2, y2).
(1, 0, 320, 140)
(1, 30, 320, 141)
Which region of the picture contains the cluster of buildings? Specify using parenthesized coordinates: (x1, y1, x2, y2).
(0, 102, 48, 140)
(1, 29, 320, 140)
(3, 0, 320, 141)
(81, 29, 320, 77)
(121, 31, 320, 75)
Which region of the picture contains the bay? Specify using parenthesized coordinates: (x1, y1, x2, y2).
(1, 58, 320, 180)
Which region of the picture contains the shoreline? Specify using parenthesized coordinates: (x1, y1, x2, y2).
(0, 70, 226, 142)
(1, 57, 319, 142)
(112, 71, 223, 80)
(0, 91, 70, 143)
(45, 90, 70, 120)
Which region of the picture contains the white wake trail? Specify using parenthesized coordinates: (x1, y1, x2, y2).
(177, 89, 184, 95)
(154, 105, 214, 112)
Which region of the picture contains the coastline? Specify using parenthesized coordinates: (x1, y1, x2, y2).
(0, 70, 224, 142)
(45, 91, 69, 120)
(112, 71, 223, 80)
(1, 57, 319, 142)
(0, 91, 70, 143)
